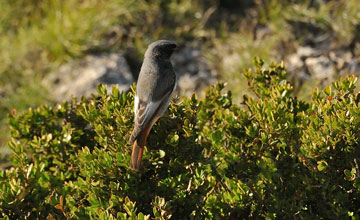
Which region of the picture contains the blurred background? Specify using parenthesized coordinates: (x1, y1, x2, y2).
(1, 0, 360, 165)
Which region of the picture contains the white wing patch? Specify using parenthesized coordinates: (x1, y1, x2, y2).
(134, 96, 139, 116)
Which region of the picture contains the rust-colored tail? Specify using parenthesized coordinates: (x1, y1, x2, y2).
(130, 123, 153, 171)
(130, 139, 145, 170)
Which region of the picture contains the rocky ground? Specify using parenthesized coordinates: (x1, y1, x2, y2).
(45, 32, 360, 102)
(45, 42, 218, 101)
(286, 39, 360, 88)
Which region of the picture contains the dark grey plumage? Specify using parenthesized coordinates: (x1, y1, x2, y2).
(129, 40, 177, 153)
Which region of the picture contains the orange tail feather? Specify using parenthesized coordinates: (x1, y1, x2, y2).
(130, 122, 153, 171)
(130, 140, 145, 170)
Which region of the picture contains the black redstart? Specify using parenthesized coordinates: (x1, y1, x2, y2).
(129, 40, 177, 170)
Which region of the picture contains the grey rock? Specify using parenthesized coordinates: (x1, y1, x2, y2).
(287, 54, 303, 70)
(345, 59, 360, 74)
(44, 53, 134, 101)
(286, 43, 360, 85)
(305, 56, 335, 80)
(297, 46, 321, 58)
(171, 42, 217, 96)
(329, 50, 360, 76)
(45, 43, 217, 101)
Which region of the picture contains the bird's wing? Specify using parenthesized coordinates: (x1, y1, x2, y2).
(129, 87, 174, 144)
(135, 83, 174, 127)
(135, 98, 162, 128)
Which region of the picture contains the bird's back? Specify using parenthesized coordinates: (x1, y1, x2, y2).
(136, 58, 176, 102)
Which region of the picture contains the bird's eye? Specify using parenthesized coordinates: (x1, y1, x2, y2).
(169, 44, 177, 49)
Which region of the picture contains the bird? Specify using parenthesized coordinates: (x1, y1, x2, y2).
(129, 40, 177, 170)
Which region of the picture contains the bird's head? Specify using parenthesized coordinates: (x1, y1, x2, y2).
(144, 40, 177, 60)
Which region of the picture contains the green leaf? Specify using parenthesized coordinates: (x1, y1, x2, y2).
(159, 150, 166, 158)
(317, 160, 328, 171)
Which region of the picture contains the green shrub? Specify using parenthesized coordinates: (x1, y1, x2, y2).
(1, 58, 359, 219)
